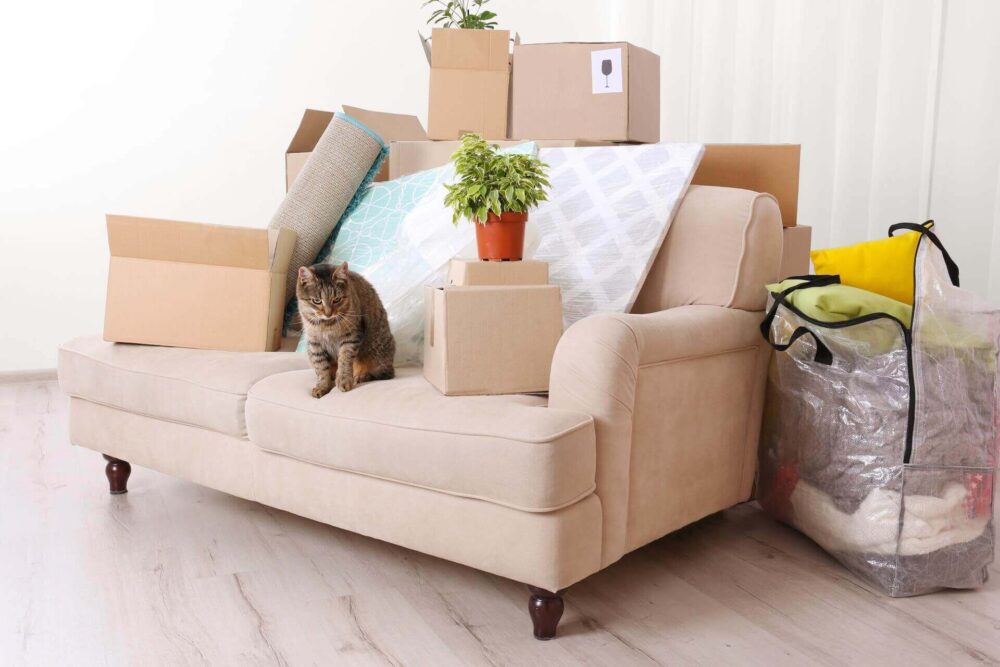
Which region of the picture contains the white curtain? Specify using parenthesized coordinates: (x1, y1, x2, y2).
(603, 0, 1000, 303)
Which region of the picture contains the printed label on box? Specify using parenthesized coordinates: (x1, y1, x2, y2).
(591, 47, 623, 94)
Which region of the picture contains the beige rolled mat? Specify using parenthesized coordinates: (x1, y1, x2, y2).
(269, 112, 386, 303)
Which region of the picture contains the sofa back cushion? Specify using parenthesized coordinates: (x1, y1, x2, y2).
(632, 185, 783, 313)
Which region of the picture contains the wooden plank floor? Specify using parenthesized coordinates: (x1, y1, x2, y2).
(2, 380, 998, 666)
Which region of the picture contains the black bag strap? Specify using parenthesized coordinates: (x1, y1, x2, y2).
(888, 220, 960, 287)
(759, 275, 839, 365)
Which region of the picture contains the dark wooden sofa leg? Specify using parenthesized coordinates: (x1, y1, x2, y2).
(103, 454, 131, 495)
(527, 586, 564, 640)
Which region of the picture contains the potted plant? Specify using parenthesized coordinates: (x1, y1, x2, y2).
(423, 0, 498, 29)
(443, 133, 550, 261)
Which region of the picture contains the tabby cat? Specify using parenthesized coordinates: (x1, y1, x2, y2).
(296, 262, 395, 397)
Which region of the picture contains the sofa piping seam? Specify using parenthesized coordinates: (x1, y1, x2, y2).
(638, 343, 759, 370)
(58, 345, 303, 397)
(66, 394, 250, 439)
(725, 193, 779, 309)
(256, 447, 598, 514)
(245, 391, 596, 444)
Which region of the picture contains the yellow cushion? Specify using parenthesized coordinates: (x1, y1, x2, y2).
(810, 223, 932, 304)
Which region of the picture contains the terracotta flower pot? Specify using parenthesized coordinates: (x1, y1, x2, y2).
(474, 211, 528, 261)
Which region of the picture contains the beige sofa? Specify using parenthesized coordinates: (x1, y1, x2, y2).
(58, 185, 784, 639)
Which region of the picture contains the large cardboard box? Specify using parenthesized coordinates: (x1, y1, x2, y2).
(428, 28, 511, 140)
(447, 259, 548, 286)
(389, 138, 610, 180)
(423, 285, 562, 395)
(103, 215, 296, 352)
(693, 144, 801, 227)
(511, 42, 660, 142)
(284, 106, 428, 190)
(779, 225, 812, 278)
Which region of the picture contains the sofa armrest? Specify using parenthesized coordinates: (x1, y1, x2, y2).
(548, 305, 766, 566)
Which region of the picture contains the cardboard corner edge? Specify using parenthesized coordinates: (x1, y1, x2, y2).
(269, 226, 298, 273)
(422, 285, 448, 394)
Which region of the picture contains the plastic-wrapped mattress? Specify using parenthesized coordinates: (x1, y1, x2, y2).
(759, 222, 1000, 596)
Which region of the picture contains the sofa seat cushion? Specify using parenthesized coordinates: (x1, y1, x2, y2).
(245, 368, 597, 512)
(58, 337, 309, 437)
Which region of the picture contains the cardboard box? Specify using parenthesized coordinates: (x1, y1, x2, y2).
(447, 259, 548, 286)
(428, 28, 511, 140)
(285, 106, 428, 190)
(103, 215, 296, 352)
(511, 42, 660, 142)
(389, 138, 610, 180)
(423, 285, 562, 395)
(693, 144, 801, 227)
(779, 225, 812, 278)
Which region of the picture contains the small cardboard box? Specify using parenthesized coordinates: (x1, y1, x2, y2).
(285, 106, 428, 190)
(388, 138, 610, 180)
(511, 42, 660, 142)
(103, 215, 296, 352)
(447, 259, 548, 286)
(693, 144, 801, 227)
(779, 225, 812, 278)
(428, 28, 511, 140)
(423, 285, 562, 395)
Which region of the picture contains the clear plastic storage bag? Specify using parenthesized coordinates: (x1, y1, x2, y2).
(759, 223, 1000, 596)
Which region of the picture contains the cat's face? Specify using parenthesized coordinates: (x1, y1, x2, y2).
(297, 262, 352, 323)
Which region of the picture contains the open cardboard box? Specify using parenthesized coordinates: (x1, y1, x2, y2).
(425, 27, 511, 140)
(103, 215, 296, 352)
(285, 106, 428, 191)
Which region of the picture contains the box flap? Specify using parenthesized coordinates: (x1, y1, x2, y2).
(431, 28, 510, 71)
(106, 215, 273, 270)
(448, 259, 548, 286)
(268, 227, 297, 273)
(419, 30, 432, 65)
(286, 109, 335, 154)
(341, 105, 428, 142)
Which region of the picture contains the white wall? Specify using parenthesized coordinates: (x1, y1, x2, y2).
(2, 0, 998, 371)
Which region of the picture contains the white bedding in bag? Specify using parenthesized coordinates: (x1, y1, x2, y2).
(374, 143, 704, 365)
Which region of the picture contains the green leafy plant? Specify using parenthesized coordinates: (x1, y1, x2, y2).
(423, 0, 498, 29)
(443, 133, 550, 225)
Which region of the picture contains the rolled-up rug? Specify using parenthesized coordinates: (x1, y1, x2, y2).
(269, 112, 387, 308)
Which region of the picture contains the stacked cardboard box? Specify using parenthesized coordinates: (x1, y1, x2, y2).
(511, 42, 660, 142)
(423, 260, 561, 396)
(426, 28, 511, 140)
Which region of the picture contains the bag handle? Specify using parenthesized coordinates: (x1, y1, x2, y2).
(888, 221, 960, 287)
(759, 275, 839, 365)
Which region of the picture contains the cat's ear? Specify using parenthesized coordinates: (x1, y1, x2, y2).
(339, 261, 349, 274)
(298, 266, 314, 285)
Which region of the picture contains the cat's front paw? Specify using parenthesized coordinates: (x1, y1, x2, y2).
(336, 374, 356, 392)
(311, 383, 332, 398)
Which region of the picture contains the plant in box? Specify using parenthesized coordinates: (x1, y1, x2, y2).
(444, 133, 550, 261)
(423, 0, 498, 29)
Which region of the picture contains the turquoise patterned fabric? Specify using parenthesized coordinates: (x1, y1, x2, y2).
(316, 168, 443, 272)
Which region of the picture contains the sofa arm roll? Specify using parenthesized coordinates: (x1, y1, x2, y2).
(548, 305, 765, 566)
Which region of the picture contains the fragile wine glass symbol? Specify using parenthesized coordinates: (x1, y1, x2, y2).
(601, 59, 613, 88)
